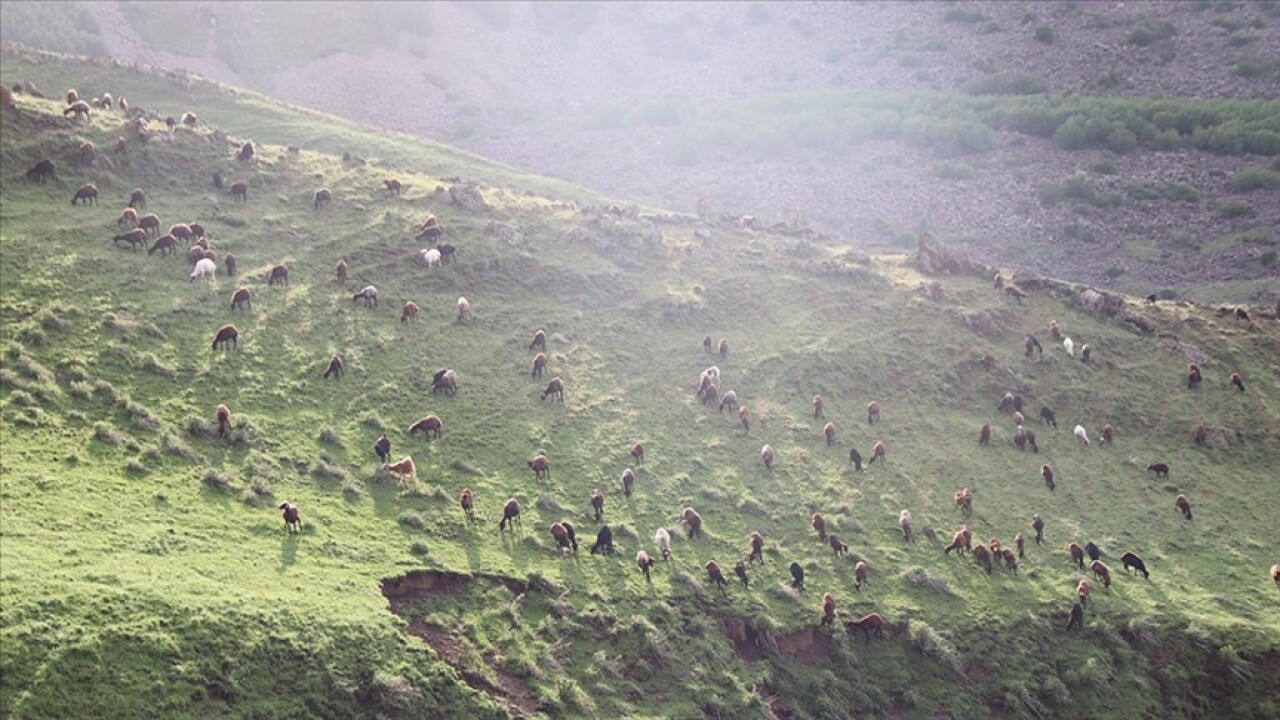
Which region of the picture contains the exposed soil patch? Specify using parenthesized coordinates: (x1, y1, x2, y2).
(722, 618, 834, 666)
(379, 568, 526, 613)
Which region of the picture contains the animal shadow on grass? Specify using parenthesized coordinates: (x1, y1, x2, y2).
(279, 534, 298, 571)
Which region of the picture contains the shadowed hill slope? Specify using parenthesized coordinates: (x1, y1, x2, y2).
(2, 50, 1279, 719)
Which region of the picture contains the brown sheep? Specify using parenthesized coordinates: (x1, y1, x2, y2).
(1119, 551, 1149, 579)
(433, 369, 458, 395)
(998, 392, 1016, 413)
(181, 112, 197, 127)
(170, 224, 195, 246)
(1090, 560, 1112, 588)
(225, 254, 237, 278)
(1049, 320, 1062, 341)
(323, 355, 343, 380)
(944, 530, 968, 556)
(993, 272, 1004, 290)
(1032, 514, 1045, 544)
(718, 338, 729, 357)
(383, 457, 417, 483)
(1195, 424, 1208, 446)
(748, 531, 764, 564)
(129, 188, 146, 209)
(531, 352, 547, 378)
(550, 523, 575, 554)
(822, 593, 836, 625)
(1271, 564, 1279, 587)
(499, 498, 521, 532)
(1023, 428, 1039, 453)
(280, 502, 301, 533)
(1002, 548, 1018, 573)
(237, 141, 254, 163)
(828, 533, 849, 556)
(1235, 307, 1250, 324)
(974, 543, 993, 574)
(187, 245, 207, 265)
(459, 489, 474, 521)
(1230, 373, 1245, 392)
(1077, 579, 1092, 607)
(705, 561, 728, 593)
(637, 551, 657, 582)
(335, 259, 348, 284)
(530, 329, 547, 352)
(527, 454, 550, 481)
(631, 442, 645, 466)
(1041, 464, 1056, 492)
(215, 404, 231, 439)
(823, 421, 836, 447)
(230, 181, 248, 202)
(682, 507, 702, 539)
(739, 405, 750, 431)
(195, 237, 210, 252)
(760, 444, 774, 471)
(77, 140, 95, 163)
(1015, 533, 1025, 559)
(313, 188, 332, 210)
(899, 510, 913, 543)
(117, 207, 138, 227)
(1101, 424, 1115, 445)
(114, 228, 147, 251)
(591, 488, 605, 521)
(540, 377, 564, 402)
(955, 488, 973, 516)
(979, 423, 991, 446)
(621, 467, 636, 498)
(230, 287, 252, 311)
(268, 264, 289, 287)
(211, 324, 238, 351)
(854, 561, 869, 591)
(401, 301, 420, 324)
(66, 89, 78, 104)
(1005, 285, 1026, 304)
(138, 213, 160, 235)
(866, 401, 880, 424)
(1175, 494, 1193, 520)
(989, 538, 1003, 559)
(868, 441, 886, 465)
(71, 183, 98, 206)
(408, 415, 443, 440)
(1188, 363, 1202, 390)
(844, 613, 887, 642)
(115, 136, 127, 154)
(1068, 542, 1085, 570)
(811, 512, 827, 542)
(384, 178, 402, 196)
(812, 394, 825, 419)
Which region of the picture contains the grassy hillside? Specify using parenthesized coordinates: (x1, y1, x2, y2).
(3, 49, 1280, 719)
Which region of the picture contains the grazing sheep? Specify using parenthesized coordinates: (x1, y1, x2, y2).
(636, 551, 657, 582)
(119, 97, 127, 113)
(1015, 533, 1025, 559)
(790, 562, 805, 589)
(1175, 494, 1193, 520)
(812, 512, 827, 542)
(1005, 286, 1026, 304)
(25, 159, 57, 183)
(1085, 542, 1101, 562)
(1073, 425, 1090, 446)
(211, 324, 239, 351)
(225, 254, 237, 278)
(322, 354, 343, 380)
(823, 421, 836, 446)
(1063, 337, 1076, 358)
(1066, 601, 1084, 631)
(230, 181, 248, 202)
(1120, 551, 1149, 579)
(182, 112, 197, 127)
(822, 593, 836, 625)
(1068, 542, 1085, 570)
(352, 286, 379, 308)
(459, 488, 474, 521)
(719, 390, 738, 413)
(812, 394, 825, 419)
(899, 510, 913, 543)
(1037, 405, 1057, 429)
(1077, 579, 1092, 608)
(1188, 363, 1202, 390)
(1195, 425, 1208, 446)
(187, 246, 208, 265)
(621, 468, 636, 498)
(718, 338, 729, 357)
(1014, 395, 1024, 413)
(128, 188, 147, 209)
(550, 523, 576, 554)
(993, 272, 1004, 289)
(215, 404, 231, 438)
(420, 248, 442, 268)
(760, 444, 774, 471)
(654, 527, 671, 560)
(189, 258, 216, 282)
(268, 265, 289, 287)
(499, 498, 521, 532)
(1049, 321, 1062, 341)
(944, 530, 968, 556)
(735, 560, 750, 589)
(974, 543, 994, 574)
(1101, 424, 1114, 445)
(66, 89, 78, 104)
(1041, 464, 1056, 492)
(71, 184, 98, 206)
(114, 229, 147, 251)
(230, 287, 252, 310)
(165, 116, 177, 130)
(979, 423, 992, 446)
(114, 136, 127, 154)
(237, 141, 254, 163)
(417, 215, 442, 241)
(989, 538, 1003, 559)
(702, 335, 713, 353)
(280, 502, 301, 533)
(1025, 333, 1043, 358)
(739, 405, 750, 431)
(1032, 514, 1045, 545)
(527, 454, 550, 481)
(631, 442, 645, 465)
(828, 534, 849, 557)
(169, 223, 194, 245)
(408, 415, 443, 440)
(383, 456, 417, 483)
(954, 488, 973, 516)
(869, 441, 887, 465)
(591, 489, 605, 522)
(849, 447, 862, 472)
(116, 207, 139, 228)
(374, 434, 391, 463)
(1013, 411, 1025, 426)
(998, 393, 1016, 413)
(530, 329, 546, 352)
(335, 259, 347, 284)
(699, 383, 719, 406)
(63, 100, 91, 120)
(682, 507, 702, 539)
(398, 301, 420, 324)
(384, 179, 402, 196)
(1081, 344, 1092, 364)
(706, 561, 728, 593)
(590, 525, 614, 555)
(136, 213, 160, 235)
(540, 377, 565, 402)
(866, 401, 880, 424)
(845, 613, 886, 641)
(1091, 561, 1112, 588)
(531, 353, 547, 378)
(1230, 373, 1245, 392)
(748, 531, 764, 564)
(854, 561, 869, 591)
(981, 351, 996, 370)
(456, 297, 471, 322)
(433, 369, 458, 395)
(1235, 307, 1250, 324)
(1146, 463, 1169, 479)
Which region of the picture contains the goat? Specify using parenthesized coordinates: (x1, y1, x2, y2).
(432, 369, 458, 395)
(812, 394, 825, 419)
(1175, 494, 1193, 520)
(760, 444, 774, 471)
(527, 454, 550, 481)
(459, 488, 474, 521)
(899, 510, 912, 543)
(323, 355, 343, 380)
(706, 561, 728, 594)
(212, 324, 238, 351)
(383, 456, 417, 482)
(591, 489, 605, 522)
(456, 297, 471, 322)
(499, 499, 521, 532)
(748, 531, 764, 564)
(215, 404, 231, 438)
(811, 512, 827, 542)
(268, 265, 289, 287)
(352, 286, 379, 308)
(867, 401, 880, 424)
(1073, 425, 1090, 446)
(636, 551, 657, 582)
(590, 525, 614, 555)
(621, 468, 635, 498)
(136, 213, 160, 235)
(1085, 542, 1101, 562)
(540, 377, 565, 402)
(1091, 561, 1112, 588)
(407, 415, 442, 440)
(551, 523, 576, 554)
(1146, 463, 1169, 479)
(944, 528, 969, 556)
(974, 543, 993, 574)
(955, 488, 973, 516)
(399, 301, 420, 324)
(1120, 551, 1149, 579)
(979, 423, 991, 446)
(654, 527, 671, 560)
(869, 441, 887, 465)
(854, 562, 869, 591)
(279, 502, 301, 533)
(230, 287, 252, 310)
(682, 507, 702, 539)
(129, 188, 147, 209)
(1101, 424, 1114, 445)
(25, 159, 57, 184)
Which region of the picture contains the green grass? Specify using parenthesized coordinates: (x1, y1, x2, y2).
(3, 48, 1280, 719)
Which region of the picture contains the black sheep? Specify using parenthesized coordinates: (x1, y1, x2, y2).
(1065, 602, 1084, 631)
(374, 434, 391, 463)
(1120, 551, 1149, 579)
(589, 525, 614, 555)
(789, 562, 805, 590)
(734, 560, 749, 589)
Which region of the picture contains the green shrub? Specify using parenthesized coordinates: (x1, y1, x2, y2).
(397, 511, 425, 530)
(943, 7, 985, 23)
(1088, 159, 1118, 175)
(1228, 168, 1280, 191)
(1217, 202, 1254, 218)
(966, 73, 1046, 96)
(1159, 183, 1200, 203)
(1129, 20, 1177, 46)
(934, 162, 976, 180)
(1039, 176, 1101, 206)
(1235, 58, 1279, 77)
(1260, 251, 1277, 266)
(1103, 266, 1126, 279)
(1033, 24, 1055, 43)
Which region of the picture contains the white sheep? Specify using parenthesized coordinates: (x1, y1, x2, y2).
(701, 366, 721, 386)
(1063, 337, 1075, 357)
(420, 247, 441, 268)
(456, 296, 471, 321)
(654, 527, 671, 560)
(189, 257, 216, 282)
(1073, 424, 1090, 446)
